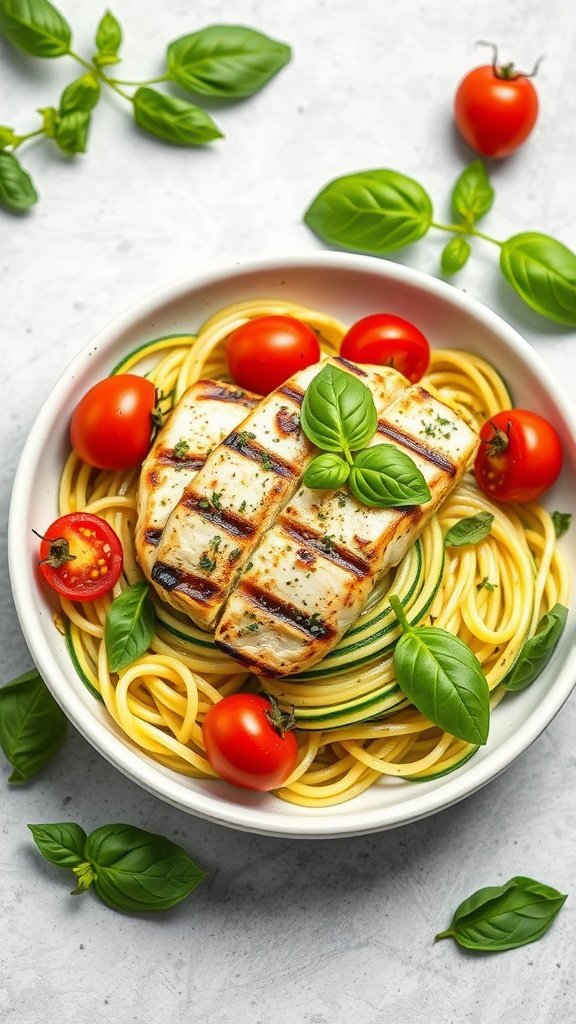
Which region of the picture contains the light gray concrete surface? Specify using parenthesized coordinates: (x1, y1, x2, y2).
(1, 1, 576, 1021)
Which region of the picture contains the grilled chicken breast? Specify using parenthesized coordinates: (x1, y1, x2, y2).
(135, 379, 259, 581)
(151, 358, 408, 630)
(215, 385, 479, 676)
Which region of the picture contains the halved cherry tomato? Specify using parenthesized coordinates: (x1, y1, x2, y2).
(36, 512, 123, 600)
(226, 315, 321, 394)
(340, 313, 430, 383)
(474, 409, 563, 503)
(70, 374, 157, 470)
(202, 693, 299, 792)
(454, 59, 539, 158)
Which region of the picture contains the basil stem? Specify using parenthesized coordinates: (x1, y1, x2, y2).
(104, 582, 156, 672)
(436, 876, 567, 952)
(0, 668, 67, 782)
(389, 594, 490, 745)
(29, 821, 206, 911)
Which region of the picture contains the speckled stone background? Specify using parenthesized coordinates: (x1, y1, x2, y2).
(2, 1, 576, 1021)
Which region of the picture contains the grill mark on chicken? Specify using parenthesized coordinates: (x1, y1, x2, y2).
(213, 639, 276, 676)
(278, 384, 305, 405)
(151, 561, 221, 603)
(181, 493, 257, 538)
(276, 408, 301, 435)
(376, 420, 457, 476)
(198, 381, 259, 409)
(334, 356, 368, 377)
(239, 582, 336, 640)
(154, 448, 205, 470)
(222, 432, 298, 479)
(280, 518, 371, 578)
(144, 527, 162, 546)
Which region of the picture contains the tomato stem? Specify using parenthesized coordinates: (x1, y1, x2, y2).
(476, 40, 545, 80)
(32, 529, 76, 569)
(263, 693, 296, 736)
(483, 420, 511, 457)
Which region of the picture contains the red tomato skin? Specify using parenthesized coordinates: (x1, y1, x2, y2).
(226, 316, 321, 394)
(454, 65, 539, 158)
(70, 374, 156, 471)
(340, 314, 430, 383)
(474, 409, 563, 503)
(38, 512, 123, 600)
(202, 694, 299, 792)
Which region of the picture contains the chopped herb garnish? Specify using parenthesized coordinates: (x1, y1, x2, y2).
(477, 576, 497, 592)
(239, 500, 247, 514)
(173, 438, 190, 460)
(319, 533, 336, 553)
(337, 492, 347, 508)
(199, 554, 216, 573)
(260, 452, 274, 471)
(228, 547, 241, 563)
(209, 535, 222, 552)
(237, 430, 256, 445)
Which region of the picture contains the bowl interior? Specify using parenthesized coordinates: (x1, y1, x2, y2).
(9, 254, 576, 837)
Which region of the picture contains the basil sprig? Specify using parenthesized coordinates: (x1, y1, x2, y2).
(436, 876, 567, 952)
(301, 365, 430, 509)
(104, 582, 155, 672)
(304, 162, 576, 326)
(444, 512, 494, 547)
(29, 821, 206, 912)
(389, 594, 490, 745)
(0, 3, 291, 212)
(0, 668, 67, 782)
(502, 603, 568, 692)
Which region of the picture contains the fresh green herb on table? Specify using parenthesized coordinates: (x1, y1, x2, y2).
(0, 668, 67, 782)
(300, 364, 431, 509)
(436, 876, 566, 952)
(28, 821, 205, 912)
(0, 0, 291, 212)
(304, 161, 576, 326)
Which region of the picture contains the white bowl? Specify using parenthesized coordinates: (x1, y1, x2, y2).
(9, 253, 576, 838)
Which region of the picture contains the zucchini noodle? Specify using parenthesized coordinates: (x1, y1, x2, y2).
(57, 299, 569, 806)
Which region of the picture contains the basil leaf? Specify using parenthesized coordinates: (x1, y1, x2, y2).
(85, 823, 206, 912)
(500, 232, 576, 326)
(167, 25, 291, 99)
(451, 160, 494, 224)
(28, 822, 87, 868)
(0, 125, 17, 148)
(389, 595, 489, 745)
(444, 512, 494, 547)
(132, 87, 222, 146)
(300, 364, 377, 456)
(0, 669, 67, 782)
(552, 511, 571, 539)
(0, 150, 38, 212)
(349, 444, 431, 509)
(502, 603, 568, 692)
(60, 73, 100, 115)
(0, 0, 72, 58)
(94, 9, 121, 65)
(304, 169, 433, 255)
(38, 104, 58, 137)
(303, 453, 350, 490)
(436, 876, 567, 952)
(441, 236, 471, 275)
(105, 582, 155, 672)
(53, 109, 91, 155)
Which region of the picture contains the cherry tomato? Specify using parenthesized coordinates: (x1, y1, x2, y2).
(37, 512, 123, 600)
(202, 693, 299, 792)
(454, 59, 539, 158)
(474, 409, 563, 503)
(70, 374, 157, 470)
(226, 315, 321, 394)
(340, 314, 430, 383)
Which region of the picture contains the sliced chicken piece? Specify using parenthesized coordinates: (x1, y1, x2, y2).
(151, 358, 408, 630)
(136, 379, 259, 582)
(215, 384, 479, 676)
